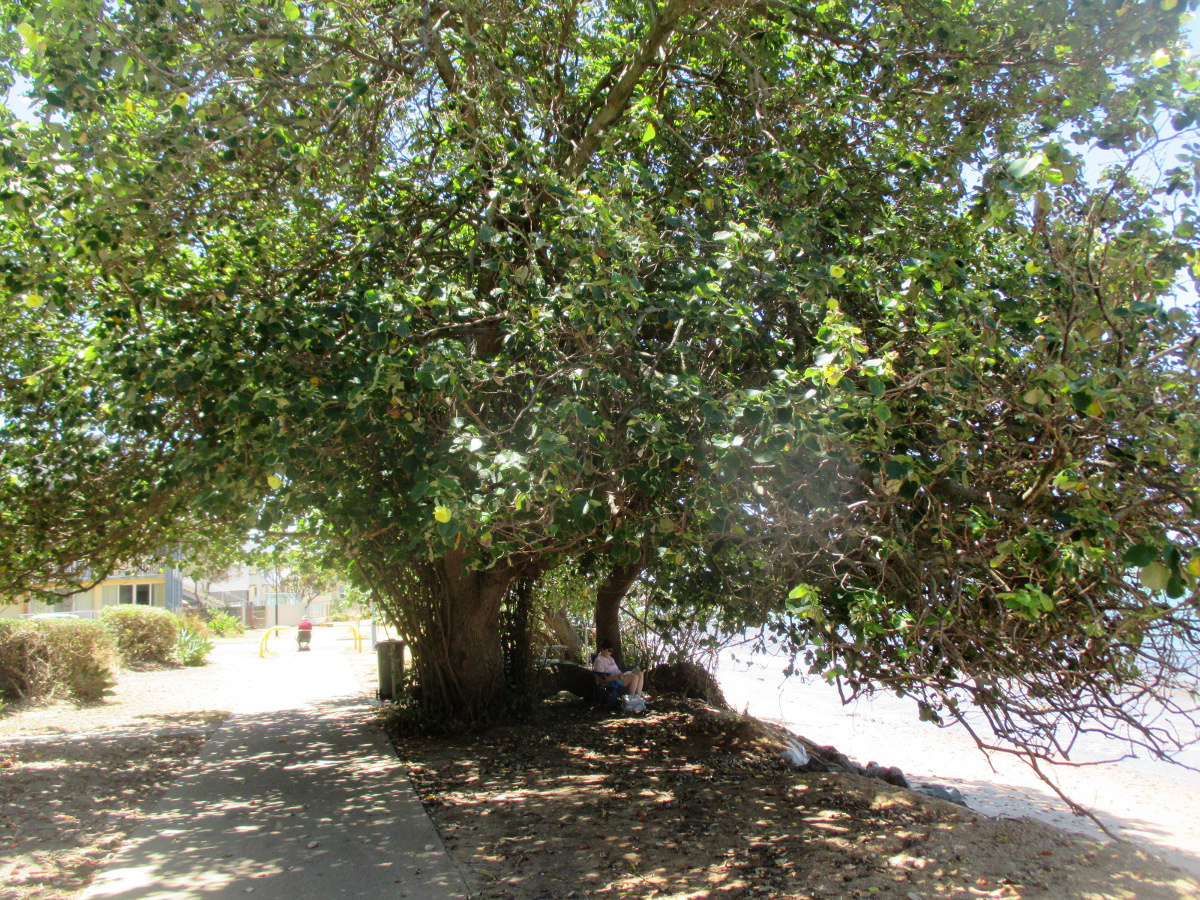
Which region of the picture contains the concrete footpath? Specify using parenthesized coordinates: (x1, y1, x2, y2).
(81, 636, 470, 899)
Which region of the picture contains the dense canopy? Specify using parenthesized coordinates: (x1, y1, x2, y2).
(2, 0, 1200, 749)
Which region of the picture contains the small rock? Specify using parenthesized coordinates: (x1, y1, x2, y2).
(914, 782, 969, 808)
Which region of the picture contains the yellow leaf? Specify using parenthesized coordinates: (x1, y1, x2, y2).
(23, 293, 43, 309)
(1162, 0, 1178, 9)
(267, 475, 282, 489)
(1086, 399, 1103, 417)
(1151, 48, 1171, 68)
(1187, 557, 1200, 577)
(1025, 260, 1042, 275)
(703, 197, 715, 211)
(829, 265, 846, 279)
(433, 505, 452, 523)
(1141, 562, 1171, 592)
(310, 376, 320, 386)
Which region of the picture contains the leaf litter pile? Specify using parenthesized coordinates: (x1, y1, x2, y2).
(394, 696, 1199, 900)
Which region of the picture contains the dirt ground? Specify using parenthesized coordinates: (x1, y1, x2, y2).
(0, 637, 263, 900)
(3, 641, 1200, 900)
(395, 695, 1200, 900)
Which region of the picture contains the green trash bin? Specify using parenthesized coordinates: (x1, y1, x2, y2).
(375, 639, 406, 700)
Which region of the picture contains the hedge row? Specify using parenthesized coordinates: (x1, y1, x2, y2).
(0, 607, 211, 703)
(0, 618, 119, 702)
(101, 606, 179, 663)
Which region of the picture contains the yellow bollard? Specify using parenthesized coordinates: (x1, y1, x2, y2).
(258, 626, 290, 658)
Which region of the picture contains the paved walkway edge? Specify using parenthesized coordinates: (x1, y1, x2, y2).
(80, 682, 471, 899)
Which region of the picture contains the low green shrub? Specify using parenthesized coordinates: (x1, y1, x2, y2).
(0, 618, 119, 702)
(176, 625, 214, 666)
(100, 606, 180, 663)
(207, 610, 244, 637)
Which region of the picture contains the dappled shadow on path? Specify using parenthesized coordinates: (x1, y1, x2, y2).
(81, 696, 465, 899)
(396, 697, 1200, 900)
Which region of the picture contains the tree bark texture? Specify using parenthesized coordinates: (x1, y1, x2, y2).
(504, 577, 535, 696)
(373, 551, 514, 725)
(594, 561, 643, 668)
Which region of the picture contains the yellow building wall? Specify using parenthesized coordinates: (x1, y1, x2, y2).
(2, 577, 167, 618)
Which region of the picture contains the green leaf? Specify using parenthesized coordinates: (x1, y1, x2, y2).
(1000, 587, 1054, 617)
(1071, 390, 1094, 413)
(641, 122, 656, 143)
(1123, 544, 1157, 567)
(1151, 49, 1171, 68)
(1006, 153, 1047, 179)
(282, 1, 302, 21)
(15, 22, 41, 49)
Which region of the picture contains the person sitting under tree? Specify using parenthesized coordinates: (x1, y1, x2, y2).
(593, 640, 644, 696)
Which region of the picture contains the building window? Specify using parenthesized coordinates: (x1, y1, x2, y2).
(105, 583, 157, 605)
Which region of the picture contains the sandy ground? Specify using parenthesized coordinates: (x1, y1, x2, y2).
(715, 650, 1200, 878)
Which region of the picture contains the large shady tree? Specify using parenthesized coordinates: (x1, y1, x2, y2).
(3, 0, 1200, 730)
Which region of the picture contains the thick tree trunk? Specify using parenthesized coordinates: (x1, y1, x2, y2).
(506, 578, 534, 696)
(381, 552, 514, 726)
(594, 561, 643, 668)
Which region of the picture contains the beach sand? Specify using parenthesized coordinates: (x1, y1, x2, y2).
(716, 650, 1200, 878)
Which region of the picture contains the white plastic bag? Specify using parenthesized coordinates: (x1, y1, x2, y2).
(620, 694, 646, 712)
